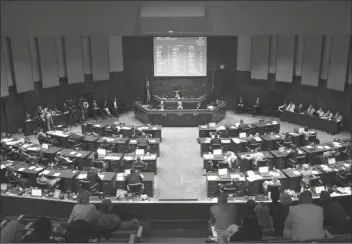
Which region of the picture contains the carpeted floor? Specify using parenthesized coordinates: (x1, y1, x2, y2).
(17, 111, 351, 200)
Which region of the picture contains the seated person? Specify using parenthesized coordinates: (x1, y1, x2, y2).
(211, 127, 222, 138)
(5, 166, 29, 188)
(316, 108, 324, 117)
(25, 112, 31, 121)
(86, 167, 102, 189)
(205, 160, 217, 173)
(284, 191, 324, 241)
(23, 217, 58, 243)
(223, 151, 237, 169)
(157, 101, 166, 110)
(296, 104, 304, 113)
(322, 109, 333, 119)
(132, 156, 147, 171)
(210, 131, 221, 145)
(18, 148, 36, 164)
(177, 101, 183, 110)
(287, 145, 300, 162)
(92, 152, 108, 170)
(319, 191, 350, 234)
(238, 120, 250, 130)
(278, 101, 288, 113)
(53, 152, 74, 168)
(97, 198, 139, 234)
(307, 104, 316, 115)
(278, 132, 292, 147)
(37, 131, 48, 145)
(252, 97, 261, 117)
(236, 96, 245, 113)
(285, 102, 295, 112)
(263, 176, 281, 193)
(334, 112, 343, 122)
(92, 100, 99, 119)
(300, 127, 311, 141)
(245, 149, 265, 168)
(125, 169, 144, 192)
(137, 133, 150, 150)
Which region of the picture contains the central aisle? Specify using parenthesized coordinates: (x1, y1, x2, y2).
(155, 127, 206, 200)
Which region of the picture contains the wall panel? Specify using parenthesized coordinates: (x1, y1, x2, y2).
(1, 45, 9, 97)
(301, 35, 323, 87)
(276, 36, 295, 82)
(250, 36, 270, 80)
(349, 53, 352, 84)
(38, 37, 59, 88)
(327, 36, 350, 91)
(64, 36, 85, 83)
(108, 36, 124, 72)
(82, 37, 92, 75)
(91, 36, 109, 81)
(294, 36, 304, 76)
(11, 37, 34, 93)
(1, 38, 14, 86)
(28, 37, 41, 82)
(237, 36, 252, 71)
(268, 36, 278, 74)
(56, 37, 67, 78)
(319, 36, 332, 80)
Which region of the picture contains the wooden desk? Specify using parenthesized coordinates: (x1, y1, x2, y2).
(75, 171, 117, 196)
(128, 138, 160, 156)
(87, 153, 123, 172)
(81, 135, 100, 151)
(202, 153, 225, 169)
(206, 172, 247, 197)
(246, 170, 286, 195)
(260, 134, 283, 151)
(60, 149, 92, 169)
(92, 123, 107, 137)
(42, 168, 80, 192)
(270, 148, 306, 169)
(11, 162, 46, 186)
(115, 172, 154, 197)
(198, 138, 232, 155)
(105, 124, 134, 138)
(43, 147, 63, 161)
(236, 151, 274, 172)
(300, 144, 333, 164)
(252, 120, 280, 134)
(134, 125, 162, 141)
(122, 153, 158, 174)
(198, 125, 227, 138)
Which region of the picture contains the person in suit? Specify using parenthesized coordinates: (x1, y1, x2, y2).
(284, 191, 324, 241)
(68, 101, 77, 126)
(157, 101, 166, 110)
(270, 192, 292, 237)
(296, 104, 304, 113)
(102, 100, 111, 117)
(210, 193, 238, 242)
(210, 132, 222, 151)
(254, 202, 274, 235)
(285, 102, 295, 112)
(86, 167, 102, 188)
(252, 97, 261, 117)
(125, 169, 143, 188)
(82, 100, 89, 122)
(237, 96, 245, 114)
(137, 132, 150, 150)
(307, 104, 316, 115)
(111, 98, 119, 118)
(5, 166, 29, 188)
(245, 149, 265, 167)
(177, 101, 183, 110)
(323, 109, 333, 119)
(278, 101, 288, 113)
(238, 120, 250, 130)
(92, 100, 99, 120)
(132, 156, 147, 171)
(316, 108, 324, 117)
(319, 191, 350, 234)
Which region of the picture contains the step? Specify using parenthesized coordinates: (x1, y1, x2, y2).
(142, 237, 208, 243)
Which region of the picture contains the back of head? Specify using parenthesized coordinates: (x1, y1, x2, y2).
(240, 120, 244, 124)
(100, 198, 113, 214)
(66, 220, 90, 243)
(246, 199, 256, 214)
(280, 193, 293, 206)
(299, 190, 313, 204)
(136, 156, 141, 161)
(34, 217, 52, 240)
(218, 192, 227, 204)
(94, 152, 98, 159)
(319, 191, 331, 204)
(255, 203, 271, 227)
(77, 190, 91, 204)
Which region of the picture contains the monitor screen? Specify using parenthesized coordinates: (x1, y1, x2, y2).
(315, 186, 325, 194)
(328, 158, 336, 165)
(31, 189, 42, 197)
(154, 37, 207, 77)
(239, 132, 247, 138)
(259, 166, 269, 174)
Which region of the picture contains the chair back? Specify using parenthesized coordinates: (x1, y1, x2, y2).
(93, 160, 106, 169)
(296, 155, 306, 164)
(249, 143, 260, 150)
(283, 141, 292, 148)
(218, 161, 229, 169)
(128, 183, 143, 194)
(257, 159, 268, 167)
(86, 123, 93, 133)
(105, 128, 113, 137)
(79, 180, 91, 191)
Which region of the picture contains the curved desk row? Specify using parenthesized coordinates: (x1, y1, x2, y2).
(134, 101, 226, 127)
(2, 190, 351, 221)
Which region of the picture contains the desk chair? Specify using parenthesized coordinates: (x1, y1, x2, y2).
(127, 183, 144, 196)
(218, 161, 229, 170)
(246, 143, 260, 152)
(266, 184, 280, 194)
(210, 144, 222, 152)
(132, 164, 147, 172)
(79, 180, 104, 197)
(86, 123, 94, 133)
(105, 127, 114, 137)
(288, 156, 306, 168)
(93, 160, 109, 171)
(67, 138, 82, 150)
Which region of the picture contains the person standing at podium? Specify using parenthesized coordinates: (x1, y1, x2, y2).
(177, 101, 183, 110)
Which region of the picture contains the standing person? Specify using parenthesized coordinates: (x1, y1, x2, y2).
(45, 107, 54, 131)
(69, 101, 77, 126)
(102, 100, 111, 117)
(82, 100, 89, 122)
(236, 96, 245, 114)
(307, 104, 316, 115)
(92, 100, 99, 121)
(254, 203, 274, 235)
(111, 98, 119, 118)
(37, 110, 47, 132)
(253, 97, 261, 117)
(210, 193, 238, 242)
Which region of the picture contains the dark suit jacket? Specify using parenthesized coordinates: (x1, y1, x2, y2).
(210, 203, 238, 231)
(137, 138, 149, 147)
(125, 172, 143, 186)
(211, 137, 222, 146)
(270, 202, 289, 236)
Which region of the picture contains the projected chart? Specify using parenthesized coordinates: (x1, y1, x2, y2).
(154, 37, 207, 77)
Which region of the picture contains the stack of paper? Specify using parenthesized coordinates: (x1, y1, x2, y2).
(77, 174, 87, 179)
(207, 175, 220, 181)
(105, 156, 120, 160)
(98, 174, 105, 180)
(122, 127, 131, 130)
(42, 170, 50, 175)
(203, 154, 214, 160)
(53, 173, 61, 177)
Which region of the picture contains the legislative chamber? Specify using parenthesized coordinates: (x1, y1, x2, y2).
(1, 1, 352, 243)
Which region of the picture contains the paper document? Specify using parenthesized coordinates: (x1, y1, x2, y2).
(293, 171, 300, 175)
(207, 175, 220, 181)
(218, 168, 228, 176)
(77, 174, 87, 179)
(18, 168, 25, 171)
(53, 173, 61, 177)
(42, 170, 50, 175)
(130, 140, 137, 143)
(221, 139, 230, 143)
(70, 151, 77, 155)
(98, 174, 105, 180)
(76, 153, 83, 157)
(203, 154, 214, 160)
(28, 166, 36, 170)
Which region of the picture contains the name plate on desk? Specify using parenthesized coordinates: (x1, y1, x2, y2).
(177, 113, 183, 116)
(162, 113, 167, 116)
(193, 113, 198, 116)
